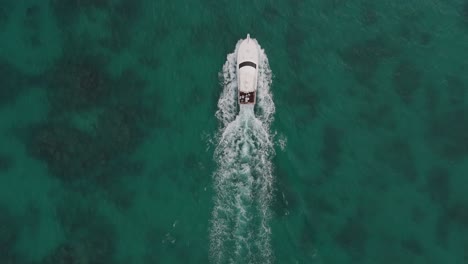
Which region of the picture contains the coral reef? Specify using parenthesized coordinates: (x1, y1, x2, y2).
(100, 0, 143, 52)
(306, 192, 336, 216)
(427, 108, 468, 160)
(446, 75, 466, 108)
(435, 212, 450, 247)
(358, 99, 395, 129)
(374, 137, 418, 183)
(262, 4, 281, 24)
(25, 102, 152, 188)
(0, 153, 12, 172)
(50, 0, 112, 26)
(48, 195, 117, 264)
(286, 81, 319, 129)
(23, 33, 163, 187)
(340, 37, 397, 84)
(0, 2, 11, 30)
(27, 121, 98, 181)
(360, 2, 379, 26)
(285, 23, 306, 68)
(41, 243, 85, 264)
(22, 4, 42, 47)
(334, 213, 368, 260)
(400, 238, 424, 256)
(46, 53, 112, 112)
(410, 206, 426, 225)
(392, 60, 421, 104)
(423, 84, 439, 117)
(0, 62, 32, 107)
(50, 0, 143, 53)
(320, 125, 342, 177)
(0, 205, 19, 263)
(461, 1, 468, 25)
(425, 166, 451, 206)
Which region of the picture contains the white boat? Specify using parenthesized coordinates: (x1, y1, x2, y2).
(237, 34, 259, 105)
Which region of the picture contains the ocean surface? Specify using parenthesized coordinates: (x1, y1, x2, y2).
(0, 0, 468, 263)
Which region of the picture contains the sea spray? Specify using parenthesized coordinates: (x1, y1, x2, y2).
(210, 39, 275, 264)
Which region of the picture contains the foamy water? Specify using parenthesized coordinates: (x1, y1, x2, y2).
(210, 39, 275, 264)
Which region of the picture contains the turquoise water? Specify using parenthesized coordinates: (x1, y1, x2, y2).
(0, 0, 468, 263)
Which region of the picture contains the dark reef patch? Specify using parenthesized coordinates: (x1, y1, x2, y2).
(433, 202, 468, 248)
(435, 212, 450, 247)
(263, 4, 281, 23)
(111, 69, 149, 102)
(0, 153, 12, 172)
(144, 228, 165, 264)
(395, 6, 427, 43)
(358, 99, 394, 129)
(184, 85, 205, 112)
(51, 0, 142, 52)
(424, 84, 439, 116)
(306, 192, 336, 216)
(419, 32, 432, 46)
(399, 25, 411, 42)
(47, 53, 112, 112)
(340, 37, 396, 84)
(360, 2, 378, 26)
(461, 1, 468, 23)
(184, 153, 199, 171)
(410, 206, 426, 224)
(25, 36, 162, 189)
(94, 103, 152, 154)
(23, 4, 43, 47)
(322, 0, 349, 12)
(0, 205, 19, 263)
(392, 60, 421, 104)
(50, 0, 112, 26)
(0, 2, 11, 30)
(100, 0, 143, 52)
(320, 125, 341, 177)
(41, 243, 84, 264)
(334, 214, 368, 260)
(427, 108, 468, 159)
(25, 102, 152, 187)
(446, 75, 466, 108)
(425, 166, 450, 206)
(26, 121, 97, 180)
(105, 169, 140, 209)
(189, 24, 213, 54)
(286, 81, 319, 129)
(285, 22, 306, 68)
(111, 0, 142, 30)
(446, 202, 468, 229)
(374, 137, 418, 182)
(54, 196, 117, 264)
(110, 70, 167, 129)
(26, 64, 156, 190)
(138, 51, 161, 70)
(401, 238, 423, 256)
(0, 62, 33, 107)
(359, 166, 390, 193)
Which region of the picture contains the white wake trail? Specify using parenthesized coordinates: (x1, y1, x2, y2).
(210, 40, 275, 264)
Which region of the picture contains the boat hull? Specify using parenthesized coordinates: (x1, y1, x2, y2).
(237, 34, 259, 105)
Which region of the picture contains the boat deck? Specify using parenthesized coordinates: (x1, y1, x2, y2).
(239, 91, 255, 104)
